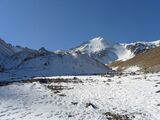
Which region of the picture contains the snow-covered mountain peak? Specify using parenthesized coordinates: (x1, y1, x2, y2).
(71, 37, 111, 54)
(70, 37, 134, 64)
(88, 37, 109, 52)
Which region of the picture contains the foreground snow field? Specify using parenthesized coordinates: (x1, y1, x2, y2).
(0, 73, 160, 120)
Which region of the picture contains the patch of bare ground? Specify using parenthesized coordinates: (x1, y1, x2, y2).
(0, 77, 83, 87)
(109, 46, 160, 72)
(46, 85, 72, 96)
(37, 77, 83, 84)
(47, 84, 72, 90)
(102, 112, 134, 120)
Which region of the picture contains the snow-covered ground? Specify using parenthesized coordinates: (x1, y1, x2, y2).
(0, 73, 160, 120)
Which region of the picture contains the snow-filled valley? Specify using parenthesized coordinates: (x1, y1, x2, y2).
(0, 72, 160, 120)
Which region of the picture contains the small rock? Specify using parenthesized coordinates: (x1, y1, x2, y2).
(156, 90, 160, 93)
(85, 102, 98, 109)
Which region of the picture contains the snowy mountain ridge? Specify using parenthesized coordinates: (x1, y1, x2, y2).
(0, 37, 160, 80)
(122, 39, 160, 47)
(70, 37, 109, 54)
(70, 37, 160, 63)
(0, 38, 111, 80)
(70, 37, 134, 64)
(123, 40, 160, 55)
(0, 38, 22, 64)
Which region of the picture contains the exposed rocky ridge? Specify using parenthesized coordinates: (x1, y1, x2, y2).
(125, 41, 160, 55)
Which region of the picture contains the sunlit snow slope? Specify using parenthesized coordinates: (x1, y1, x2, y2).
(0, 38, 111, 80)
(70, 37, 134, 64)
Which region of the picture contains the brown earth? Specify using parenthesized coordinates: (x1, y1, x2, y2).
(109, 46, 160, 72)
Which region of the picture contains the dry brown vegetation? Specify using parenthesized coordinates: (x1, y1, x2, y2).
(109, 47, 160, 72)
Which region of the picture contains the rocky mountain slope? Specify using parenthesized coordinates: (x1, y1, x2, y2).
(0, 38, 19, 64)
(110, 46, 160, 72)
(124, 40, 160, 55)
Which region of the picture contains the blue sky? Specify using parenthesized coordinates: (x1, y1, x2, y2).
(0, 0, 160, 50)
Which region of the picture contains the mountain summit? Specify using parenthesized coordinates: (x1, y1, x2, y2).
(70, 37, 134, 64)
(71, 37, 110, 54)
